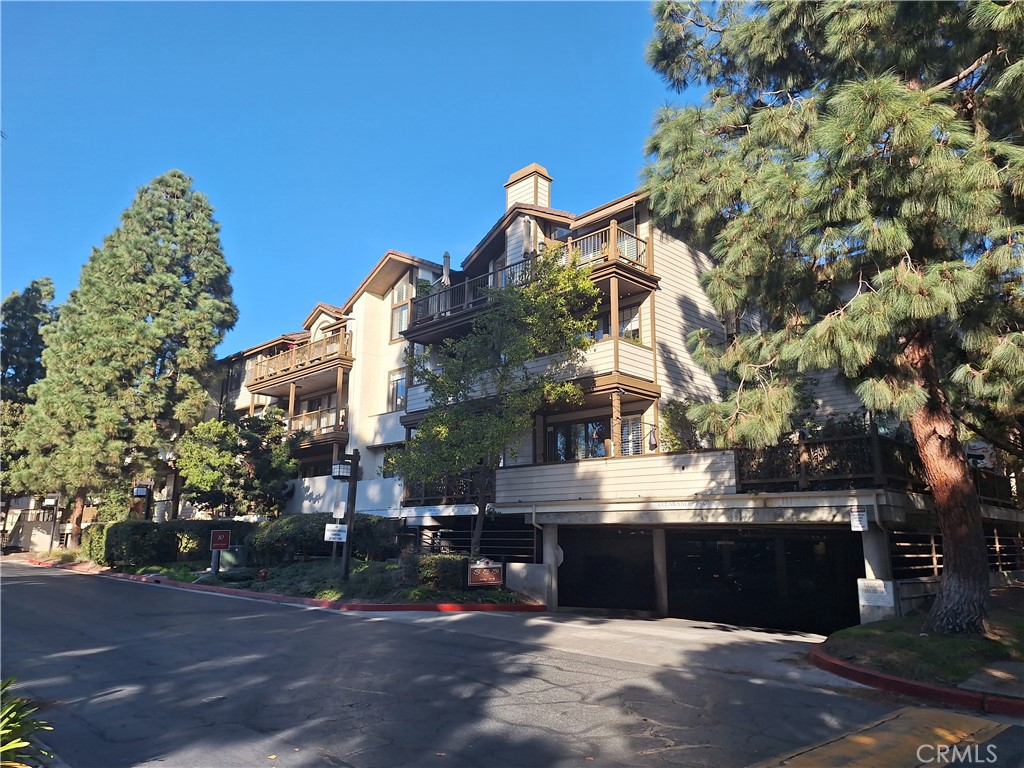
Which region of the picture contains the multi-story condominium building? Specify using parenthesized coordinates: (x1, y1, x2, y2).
(212, 163, 1022, 635)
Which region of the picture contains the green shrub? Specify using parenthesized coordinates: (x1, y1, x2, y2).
(81, 523, 110, 565)
(160, 520, 257, 561)
(1, 677, 52, 768)
(248, 513, 398, 566)
(81, 520, 257, 567)
(417, 554, 467, 591)
(249, 513, 334, 565)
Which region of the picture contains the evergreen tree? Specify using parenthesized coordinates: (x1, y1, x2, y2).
(16, 170, 237, 539)
(1, 278, 57, 404)
(1, 279, 57, 511)
(387, 247, 599, 555)
(176, 408, 300, 518)
(644, 1, 1023, 634)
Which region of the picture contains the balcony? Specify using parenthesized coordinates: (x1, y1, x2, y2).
(288, 406, 346, 441)
(494, 435, 1019, 512)
(248, 333, 353, 394)
(557, 224, 648, 272)
(409, 225, 650, 333)
(411, 260, 533, 328)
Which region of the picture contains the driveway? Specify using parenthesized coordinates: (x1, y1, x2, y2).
(1, 562, 901, 767)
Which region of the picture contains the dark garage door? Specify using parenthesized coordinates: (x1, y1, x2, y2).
(558, 527, 655, 611)
(667, 529, 864, 634)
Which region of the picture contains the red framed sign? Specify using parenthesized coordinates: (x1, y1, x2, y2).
(210, 530, 231, 551)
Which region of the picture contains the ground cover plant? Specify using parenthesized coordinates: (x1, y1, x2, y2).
(1, 678, 52, 768)
(821, 583, 1024, 687)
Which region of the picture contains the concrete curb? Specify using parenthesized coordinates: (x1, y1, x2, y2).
(809, 644, 1024, 717)
(24, 558, 547, 613)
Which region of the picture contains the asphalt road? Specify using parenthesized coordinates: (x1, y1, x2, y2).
(1, 563, 902, 768)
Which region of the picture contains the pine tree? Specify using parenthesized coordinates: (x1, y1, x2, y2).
(387, 247, 599, 555)
(1, 278, 58, 404)
(16, 170, 237, 539)
(1, 279, 57, 510)
(644, 1, 1023, 634)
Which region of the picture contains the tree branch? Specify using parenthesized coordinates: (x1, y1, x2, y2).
(950, 409, 1023, 459)
(929, 50, 994, 92)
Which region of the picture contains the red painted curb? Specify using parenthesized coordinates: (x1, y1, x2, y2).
(809, 644, 1024, 717)
(100, 571, 547, 613)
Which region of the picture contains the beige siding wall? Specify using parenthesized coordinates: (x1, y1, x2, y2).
(495, 451, 737, 506)
(650, 228, 725, 402)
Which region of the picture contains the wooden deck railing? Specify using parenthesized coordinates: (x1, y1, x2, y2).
(411, 260, 534, 326)
(410, 222, 649, 328)
(557, 222, 648, 271)
(249, 333, 352, 385)
(287, 407, 346, 436)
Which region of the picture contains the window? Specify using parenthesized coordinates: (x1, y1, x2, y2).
(391, 304, 409, 340)
(387, 369, 407, 412)
(621, 415, 644, 456)
(391, 272, 413, 341)
(587, 311, 611, 341)
(619, 305, 641, 342)
(546, 419, 608, 462)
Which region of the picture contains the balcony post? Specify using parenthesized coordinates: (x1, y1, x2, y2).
(611, 389, 622, 458)
(609, 220, 619, 261)
(870, 417, 886, 487)
(645, 232, 653, 271)
(798, 432, 809, 490)
(288, 382, 296, 425)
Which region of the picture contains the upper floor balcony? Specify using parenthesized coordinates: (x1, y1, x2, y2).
(247, 333, 354, 397)
(408, 223, 651, 340)
(495, 433, 1020, 514)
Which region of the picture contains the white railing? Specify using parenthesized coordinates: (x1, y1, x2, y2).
(288, 407, 346, 436)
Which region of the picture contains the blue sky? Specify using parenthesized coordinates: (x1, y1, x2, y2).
(2, 1, 696, 354)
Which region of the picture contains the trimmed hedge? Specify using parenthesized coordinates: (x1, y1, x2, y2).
(82, 520, 257, 567)
(248, 513, 401, 566)
(417, 554, 468, 591)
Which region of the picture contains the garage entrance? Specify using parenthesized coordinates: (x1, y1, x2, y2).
(557, 525, 864, 633)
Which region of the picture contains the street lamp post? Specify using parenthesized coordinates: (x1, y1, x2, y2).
(330, 449, 360, 581)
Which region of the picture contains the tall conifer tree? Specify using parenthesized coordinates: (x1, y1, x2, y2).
(644, 1, 1023, 633)
(17, 170, 237, 537)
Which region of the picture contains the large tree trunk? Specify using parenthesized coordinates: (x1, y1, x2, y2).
(905, 332, 989, 634)
(69, 488, 87, 546)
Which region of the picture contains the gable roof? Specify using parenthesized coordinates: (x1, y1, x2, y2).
(340, 250, 445, 314)
(302, 301, 347, 330)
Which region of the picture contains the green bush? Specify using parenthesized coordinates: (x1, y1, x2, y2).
(249, 513, 334, 565)
(160, 520, 257, 561)
(81, 520, 257, 567)
(1, 677, 52, 768)
(248, 513, 400, 566)
(417, 554, 467, 591)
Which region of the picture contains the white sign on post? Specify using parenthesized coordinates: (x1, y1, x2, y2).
(857, 578, 895, 607)
(333, 502, 347, 520)
(849, 508, 869, 532)
(324, 524, 348, 543)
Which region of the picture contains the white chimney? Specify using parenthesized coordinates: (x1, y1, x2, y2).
(504, 163, 552, 209)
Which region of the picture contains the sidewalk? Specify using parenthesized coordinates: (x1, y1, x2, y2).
(751, 707, 1023, 768)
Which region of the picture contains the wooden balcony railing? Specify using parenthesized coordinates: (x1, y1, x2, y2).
(288, 407, 346, 437)
(736, 433, 929, 494)
(249, 333, 352, 385)
(411, 260, 534, 327)
(410, 222, 649, 329)
(403, 474, 483, 507)
(557, 222, 648, 271)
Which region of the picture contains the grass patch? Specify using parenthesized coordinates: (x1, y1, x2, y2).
(196, 558, 534, 606)
(822, 584, 1024, 687)
(126, 561, 206, 583)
